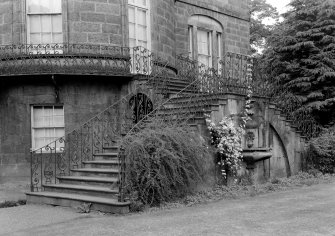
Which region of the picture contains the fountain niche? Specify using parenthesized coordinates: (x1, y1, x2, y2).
(242, 101, 272, 181)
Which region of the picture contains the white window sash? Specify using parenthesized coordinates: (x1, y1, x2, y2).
(31, 106, 65, 152)
(197, 29, 212, 67)
(128, 0, 151, 74)
(26, 0, 63, 48)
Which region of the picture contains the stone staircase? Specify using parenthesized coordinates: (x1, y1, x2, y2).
(267, 102, 309, 175)
(26, 145, 130, 214)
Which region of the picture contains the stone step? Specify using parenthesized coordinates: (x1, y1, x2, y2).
(168, 94, 222, 104)
(26, 191, 129, 214)
(43, 184, 118, 198)
(103, 146, 119, 153)
(57, 176, 118, 187)
(83, 160, 120, 169)
(93, 152, 118, 161)
(71, 168, 119, 178)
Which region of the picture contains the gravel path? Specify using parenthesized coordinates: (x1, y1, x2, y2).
(1, 182, 335, 236)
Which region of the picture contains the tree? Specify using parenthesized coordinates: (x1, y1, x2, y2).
(250, 0, 279, 53)
(262, 0, 335, 125)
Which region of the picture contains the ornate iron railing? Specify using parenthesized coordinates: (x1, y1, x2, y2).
(30, 47, 171, 197)
(0, 44, 169, 76)
(29, 47, 321, 203)
(176, 52, 268, 97)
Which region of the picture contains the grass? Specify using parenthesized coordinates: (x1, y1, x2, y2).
(146, 172, 335, 211)
(0, 199, 26, 209)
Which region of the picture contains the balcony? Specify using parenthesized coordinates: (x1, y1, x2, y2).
(0, 44, 159, 77)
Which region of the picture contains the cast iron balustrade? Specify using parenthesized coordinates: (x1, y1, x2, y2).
(176, 52, 269, 97)
(29, 50, 321, 203)
(0, 44, 161, 76)
(29, 47, 171, 201)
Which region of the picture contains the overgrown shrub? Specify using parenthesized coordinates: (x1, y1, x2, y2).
(121, 123, 211, 206)
(308, 128, 335, 173)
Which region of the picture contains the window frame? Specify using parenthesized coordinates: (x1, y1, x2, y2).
(26, 0, 63, 46)
(31, 105, 65, 152)
(187, 15, 224, 70)
(197, 28, 213, 68)
(128, 0, 151, 50)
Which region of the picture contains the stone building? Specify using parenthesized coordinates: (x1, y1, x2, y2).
(0, 0, 249, 185)
(1, 0, 309, 213)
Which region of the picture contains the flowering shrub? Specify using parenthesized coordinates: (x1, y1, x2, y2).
(206, 85, 252, 183)
(206, 115, 245, 181)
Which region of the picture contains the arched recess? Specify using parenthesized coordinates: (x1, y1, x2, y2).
(187, 14, 224, 69)
(269, 124, 291, 177)
(129, 93, 153, 124)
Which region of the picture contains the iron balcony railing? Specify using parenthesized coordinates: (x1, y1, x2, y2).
(0, 44, 167, 76)
(28, 48, 322, 203)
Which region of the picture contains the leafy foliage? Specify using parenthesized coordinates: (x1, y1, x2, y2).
(206, 116, 244, 182)
(250, 0, 279, 53)
(262, 0, 335, 125)
(121, 123, 211, 206)
(308, 127, 335, 173)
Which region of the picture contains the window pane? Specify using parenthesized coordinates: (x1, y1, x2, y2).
(41, 33, 52, 44)
(27, 0, 40, 13)
(45, 128, 54, 138)
(41, 15, 52, 33)
(29, 15, 41, 33)
(197, 30, 210, 56)
(217, 33, 222, 57)
(128, 7, 135, 23)
(54, 115, 64, 127)
(128, 0, 135, 4)
(52, 33, 63, 44)
(52, 15, 62, 32)
(39, 0, 54, 13)
(51, 0, 62, 13)
(129, 23, 136, 38)
(30, 33, 41, 44)
(139, 0, 146, 6)
(138, 41, 147, 48)
(129, 39, 136, 48)
(55, 128, 65, 137)
(35, 137, 46, 149)
(138, 25, 147, 41)
(188, 27, 193, 58)
(137, 9, 146, 25)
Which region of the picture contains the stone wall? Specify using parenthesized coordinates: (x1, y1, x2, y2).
(205, 93, 307, 182)
(67, 0, 123, 45)
(0, 0, 24, 44)
(150, 0, 176, 62)
(0, 75, 127, 183)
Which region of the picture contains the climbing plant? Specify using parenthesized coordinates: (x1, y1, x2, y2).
(205, 86, 252, 183)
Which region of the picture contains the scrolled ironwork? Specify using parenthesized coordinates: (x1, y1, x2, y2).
(29, 46, 171, 196)
(0, 44, 168, 76)
(29, 45, 321, 203)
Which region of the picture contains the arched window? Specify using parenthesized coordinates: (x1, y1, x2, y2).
(188, 15, 223, 69)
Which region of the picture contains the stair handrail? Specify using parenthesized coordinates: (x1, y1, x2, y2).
(30, 46, 172, 193)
